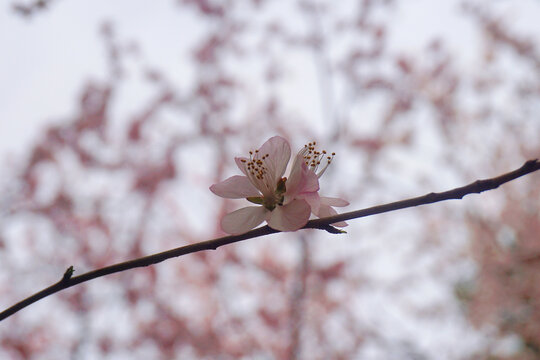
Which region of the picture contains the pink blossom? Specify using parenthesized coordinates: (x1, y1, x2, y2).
(210, 136, 348, 234)
(293, 142, 349, 227)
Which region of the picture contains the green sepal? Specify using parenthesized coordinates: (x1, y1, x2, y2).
(276, 177, 287, 194)
(246, 196, 264, 205)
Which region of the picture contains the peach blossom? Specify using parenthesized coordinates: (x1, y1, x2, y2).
(211, 136, 348, 234)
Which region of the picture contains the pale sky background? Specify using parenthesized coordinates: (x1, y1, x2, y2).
(5, 0, 538, 158)
(1, 1, 540, 358)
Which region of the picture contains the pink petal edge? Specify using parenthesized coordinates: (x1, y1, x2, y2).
(320, 196, 349, 207)
(267, 199, 311, 232)
(221, 206, 268, 235)
(258, 136, 291, 182)
(286, 154, 319, 200)
(299, 192, 321, 215)
(318, 204, 348, 227)
(235, 157, 249, 175)
(210, 175, 260, 199)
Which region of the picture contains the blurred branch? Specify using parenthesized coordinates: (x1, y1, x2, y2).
(12, 0, 55, 18)
(1, 159, 539, 322)
(287, 235, 310, 359)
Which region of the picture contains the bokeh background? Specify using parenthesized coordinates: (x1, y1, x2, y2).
(1, 0, 540, 359)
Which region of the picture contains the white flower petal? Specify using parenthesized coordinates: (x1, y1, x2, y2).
(267, 199, 311, 232)
(235, 157, 249, 175)
(210, 176, 260, 198)
(221, 206, 268, 235)
(318, 204, 348, 227)
(286, 154, 319, 198)
(320, 196, 349, 207)
(301, 192, 321, 214)
(258, 136, 291, 182)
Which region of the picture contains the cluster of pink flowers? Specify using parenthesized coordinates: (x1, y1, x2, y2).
(210, 136, 348, 234)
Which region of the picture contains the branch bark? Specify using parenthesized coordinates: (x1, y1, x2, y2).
(1, 159, 539, 322)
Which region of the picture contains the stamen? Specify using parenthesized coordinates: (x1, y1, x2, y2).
(242, 146, 277, 200)
(299, 141, 336, 178)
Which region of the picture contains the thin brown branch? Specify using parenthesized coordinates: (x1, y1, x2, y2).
(1, 159, 539, 322)
(306, 158, 540, 228)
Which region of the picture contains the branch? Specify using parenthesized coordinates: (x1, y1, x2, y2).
(1, 159, 539, 322)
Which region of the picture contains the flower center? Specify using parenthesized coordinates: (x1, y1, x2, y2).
(244, 150, 268, 178)
(300, 141, 335, 178)
(240, 149, 283, 209)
